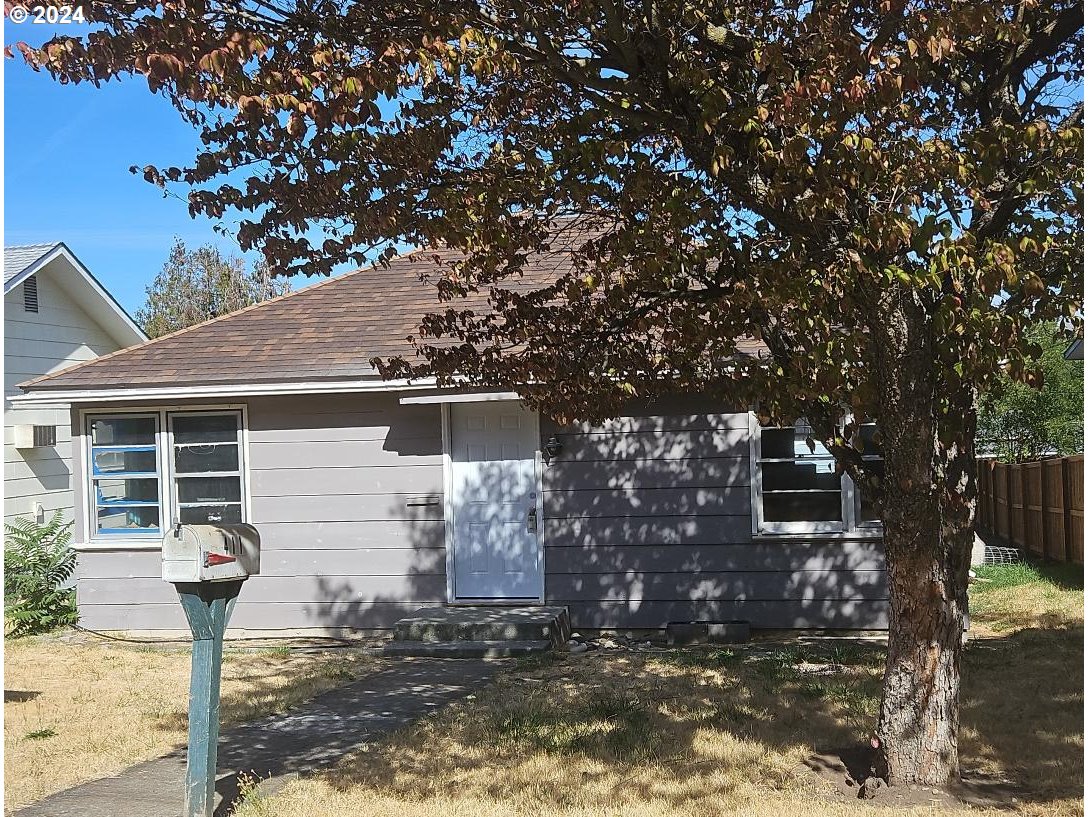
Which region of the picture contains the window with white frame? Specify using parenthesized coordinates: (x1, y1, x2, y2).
(88, 414, 163, 536)
(169, 412, 245, 524)
(751, 416, 883, 535)
(852, 421, 884, 528)
(86, 410, 246, 539)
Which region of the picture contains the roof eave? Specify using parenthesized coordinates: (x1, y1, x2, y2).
(10, 377, 441, 408)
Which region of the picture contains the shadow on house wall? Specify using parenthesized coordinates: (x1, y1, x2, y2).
(299, 392, 888, 634)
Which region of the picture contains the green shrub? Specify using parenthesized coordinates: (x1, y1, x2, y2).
(4, 511, 78, 637)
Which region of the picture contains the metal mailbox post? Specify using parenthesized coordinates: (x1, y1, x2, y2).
(162, 523, 261, 817)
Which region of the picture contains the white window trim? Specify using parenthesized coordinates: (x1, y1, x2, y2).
(748, 411, 883, 538)
(85, 412, 166, 542)
(78, 404, 251, 549)
(167, 410, 248, 527)
(853, 458, 885, 530)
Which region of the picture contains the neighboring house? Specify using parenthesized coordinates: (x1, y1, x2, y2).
(4, 243, 146, 525)
(13, 244, 887, 636)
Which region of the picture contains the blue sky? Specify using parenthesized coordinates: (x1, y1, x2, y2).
(3, 19, 302, 317)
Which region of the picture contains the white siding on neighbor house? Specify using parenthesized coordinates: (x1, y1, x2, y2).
(4, 265, 128, 524)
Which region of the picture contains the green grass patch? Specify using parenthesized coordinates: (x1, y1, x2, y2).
(970, 559, 1083, 632)
(488, 687, 660, 761)
(974, 561, 1083, 591)
(656, 647, 742, 670)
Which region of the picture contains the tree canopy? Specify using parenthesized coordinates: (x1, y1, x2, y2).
(978, 324, 1084, 462)
(19, 1, 1081, 430)
(136, 237, 291, 338)
(17, 0, 1084, 788)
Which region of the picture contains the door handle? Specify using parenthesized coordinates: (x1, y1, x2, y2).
(527, 506, 538, 533)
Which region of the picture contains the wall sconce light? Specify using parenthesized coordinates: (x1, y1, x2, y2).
(544, 434, 563, 461)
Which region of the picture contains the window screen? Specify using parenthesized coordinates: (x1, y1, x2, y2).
(88, 415, 162, 535)
(758, 419, 844, 530)
(170, 412, 245, 524)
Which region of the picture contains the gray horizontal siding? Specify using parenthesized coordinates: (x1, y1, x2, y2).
(251, 493, 443, 523)
(77, 550, 162, 579)
(249, 421, 437, 444)
(78, 602, 189, 631)
(545, 412, 751, 434)
(547, 457, 749, 490)
(77, 546, 445, 580)
(5, 457, 72, 483)
(74, 393, 448, 632)
(545, 516, 754, 546)
(78, 577, 176, 605)
(76, 601, 438, 632)
(549, 570, 887, 602)
(542, 401, 887, 630)
(262, 548, 445, 576)
(79, 574, 447, 605)
(257, 520, 445, 550)
(250, 465, 442, 496)
(546, 541, 886, 573)
(539, 395, 749, 433)
(250, 439, 441, 469)
(548, 429, 748, 462)
(71, 392, 887, 634)
(546, 486, 750, 518)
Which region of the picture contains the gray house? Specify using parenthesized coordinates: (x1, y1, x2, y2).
(13, 248, 887, 636)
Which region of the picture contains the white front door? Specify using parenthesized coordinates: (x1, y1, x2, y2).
(448, 402, 542, 600)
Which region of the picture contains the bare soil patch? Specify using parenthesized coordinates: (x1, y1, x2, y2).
(804, 745, 1035, 809)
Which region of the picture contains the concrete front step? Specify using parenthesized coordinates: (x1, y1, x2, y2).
(383, 639, 552, 658)
(391, 606, 571, 648)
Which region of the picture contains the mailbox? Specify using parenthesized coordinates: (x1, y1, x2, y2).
(162, 524, 260, 817)
(162, 523, 260, 584)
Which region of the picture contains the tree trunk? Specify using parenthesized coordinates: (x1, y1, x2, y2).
(871, 285, 977, 787)
(877, 470, 974, 786)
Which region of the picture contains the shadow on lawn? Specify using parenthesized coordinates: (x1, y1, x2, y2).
(4, 689, 41, 703)
(149, 651, 368, 734)
(1030, 561, 1084, 591)
(308, 626, 1081, 811)
(960, 624, 1084, 801)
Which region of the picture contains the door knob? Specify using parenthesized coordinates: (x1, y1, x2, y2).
(527, 507, 538, 533)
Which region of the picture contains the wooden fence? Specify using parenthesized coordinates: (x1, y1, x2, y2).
(976, 455, 1083, 563)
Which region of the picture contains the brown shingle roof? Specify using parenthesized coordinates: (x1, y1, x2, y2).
(21, 233, 766, 393)
(19, 251, 468, 392)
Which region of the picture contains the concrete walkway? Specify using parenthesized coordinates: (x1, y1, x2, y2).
(16, 657, 501, 817)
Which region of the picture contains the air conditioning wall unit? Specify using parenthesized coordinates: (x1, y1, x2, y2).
(14, 425, 57, 449)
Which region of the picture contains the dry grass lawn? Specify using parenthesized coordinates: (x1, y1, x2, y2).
(3, 638, 374, 812)
(4, 561, 1081, 817)
(233, 563, 1083, 817)
(970, 561, 1084, 634)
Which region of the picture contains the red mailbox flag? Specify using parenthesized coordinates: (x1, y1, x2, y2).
(203, 553, 237, 567)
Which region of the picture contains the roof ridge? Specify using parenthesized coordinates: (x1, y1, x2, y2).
(18, 256, 421, 390)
